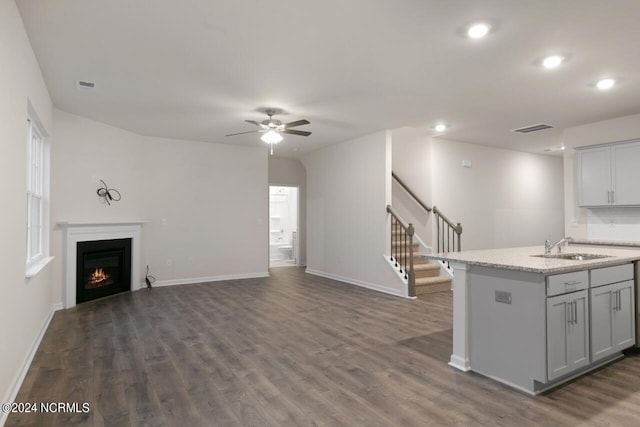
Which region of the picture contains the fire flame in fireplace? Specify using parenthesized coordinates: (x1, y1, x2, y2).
(88, 268, 110, 286)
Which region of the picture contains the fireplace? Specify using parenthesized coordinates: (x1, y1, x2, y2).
(59, 221, 144, 308)
(76, 238, 132, 304)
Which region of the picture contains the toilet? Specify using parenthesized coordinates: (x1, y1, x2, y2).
(278, 244, 293, 260)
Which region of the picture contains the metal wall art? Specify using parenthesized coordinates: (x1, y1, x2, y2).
(96, 179, 121, 205)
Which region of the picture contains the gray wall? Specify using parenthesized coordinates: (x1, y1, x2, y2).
(51, 109, 269, 299)
(432, 138, 564, 250)
(391, 127, 433, 247)
(303, 131, 404, 296)
(0, 1, 55, 415)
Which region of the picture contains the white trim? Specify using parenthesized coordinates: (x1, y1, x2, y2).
(58, 221, 145, 308)
(25, 256, 54, 279)
(385, 256, 409, 285)
(305, 268, 408, 298)
(437, 259, 454, 278)
(0, 302, 62, 427)
(152, 272, 270, 288)
(448, 354, 471, 372)
(450, 262, 471, 371)
(383, 255, 417, 298)
(57, 220, 149, 227)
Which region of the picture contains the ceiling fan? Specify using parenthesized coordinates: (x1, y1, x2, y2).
(226, 109, 311, 155)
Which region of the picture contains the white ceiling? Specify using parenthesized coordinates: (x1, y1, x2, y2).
(16, 0, 640, 157)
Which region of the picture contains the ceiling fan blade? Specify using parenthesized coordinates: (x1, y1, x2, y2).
(225, 130, 260, 136)
(245, 120, 262, 127)
(284, 119, 310, 128)
(283, 129, 311, 137)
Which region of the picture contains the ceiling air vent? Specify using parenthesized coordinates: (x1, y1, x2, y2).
(512, 123, 554, 134)
(76, 80, 96, 90)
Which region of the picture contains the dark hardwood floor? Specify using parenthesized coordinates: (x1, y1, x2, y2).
(7, 267, 640, 426)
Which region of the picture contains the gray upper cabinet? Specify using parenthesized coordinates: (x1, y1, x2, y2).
(612, 142, 640, 205)
(577, 140, 640, 207)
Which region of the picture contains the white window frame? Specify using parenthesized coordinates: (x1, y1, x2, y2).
(25, 108, 52, 278)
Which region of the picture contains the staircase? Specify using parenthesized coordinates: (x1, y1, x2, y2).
(392, 229, 452, 295)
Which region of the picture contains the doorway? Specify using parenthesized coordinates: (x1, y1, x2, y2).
(269, 186, 299, 267)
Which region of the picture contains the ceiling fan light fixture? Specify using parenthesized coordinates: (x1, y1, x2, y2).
(261, 130, 283, 144)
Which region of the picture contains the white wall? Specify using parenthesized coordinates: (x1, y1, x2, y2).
(563, 112, 640, 241)
(391, 127, 433, 246)
(0, 0, 55, 418)
(432, 139, 564, 250)
(268, 157, 307, 265)
(302, 131, 403, 296)
(51, 109, 269, 297)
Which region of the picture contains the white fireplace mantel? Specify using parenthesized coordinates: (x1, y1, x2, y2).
(58, 220, 147, 308)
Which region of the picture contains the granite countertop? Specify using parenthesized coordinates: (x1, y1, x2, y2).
(424, 245, 640, 274)
(569, 238, 640, 248)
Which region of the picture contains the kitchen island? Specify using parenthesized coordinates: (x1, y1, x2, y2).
(425, 245, 640, 394)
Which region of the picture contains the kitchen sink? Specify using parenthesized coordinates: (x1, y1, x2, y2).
(531, 253, 612, 261)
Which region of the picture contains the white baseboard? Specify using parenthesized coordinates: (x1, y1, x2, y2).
(448, 354, 471, 372)
(305, 269, 407, 298)
(1, 302, 62, 427)
(151, 272, 269, 288)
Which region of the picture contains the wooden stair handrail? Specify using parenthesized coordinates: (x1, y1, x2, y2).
(392, 172, 432, 213)
(433, 206, 463, 236)
(392, 171, 462, 253)
(386, 205, 414, 236)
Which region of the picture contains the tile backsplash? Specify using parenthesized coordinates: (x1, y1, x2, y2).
(587, 208, 640, 242)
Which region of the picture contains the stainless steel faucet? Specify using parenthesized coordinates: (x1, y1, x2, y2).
(545, 237, 573, 255)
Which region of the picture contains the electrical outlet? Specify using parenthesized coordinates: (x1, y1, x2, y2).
(166, 259, 172, 267)
(161, 218, 167, 225)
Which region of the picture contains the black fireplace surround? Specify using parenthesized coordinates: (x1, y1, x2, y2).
(76, 238, 132, 304)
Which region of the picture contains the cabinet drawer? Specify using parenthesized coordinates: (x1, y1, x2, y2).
(591, 263, 633, 288)
(547, 271, 589, 296)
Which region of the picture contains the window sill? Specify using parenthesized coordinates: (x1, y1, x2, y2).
(25, 256, 54, 279)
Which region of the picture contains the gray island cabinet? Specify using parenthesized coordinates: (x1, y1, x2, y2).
(426, 246, 640, 394)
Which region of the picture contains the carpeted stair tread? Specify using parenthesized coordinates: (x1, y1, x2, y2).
(414, 263, 440, 272)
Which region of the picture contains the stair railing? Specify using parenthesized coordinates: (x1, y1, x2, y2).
(392, 171, 462, 253)
(433, 206, 463, 253)
(386, 205, 416, 297)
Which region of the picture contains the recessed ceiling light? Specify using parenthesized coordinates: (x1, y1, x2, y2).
(596, 78, 616, 90)
(542, 55, 564, 69)
(434, 123, 447, 132)
(467, 22, 490, 39)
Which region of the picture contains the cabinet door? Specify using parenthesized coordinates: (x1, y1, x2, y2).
(578, 147, 611, 206)
(547, 290, 590, 381)
(568, 291, 590, 369)
(590, 285, 615, 362)
(590, 280, 636, 363)
(612, 141, 640, 205)
(612, 280, 635, 350)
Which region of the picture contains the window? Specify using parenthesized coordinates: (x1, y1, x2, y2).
(26, 114, 50, 276)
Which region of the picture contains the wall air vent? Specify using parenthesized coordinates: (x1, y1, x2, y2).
(512, 123, 554, 134)
(76, 80, 96, 90)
